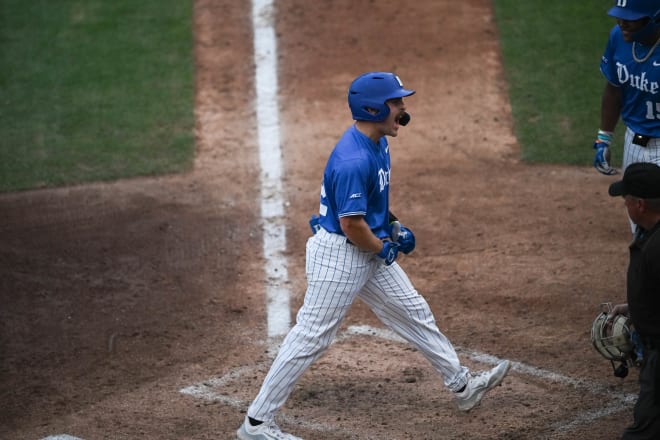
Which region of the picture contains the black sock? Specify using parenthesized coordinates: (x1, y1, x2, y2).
(248, 417, 263, 426)
(456, 384, 466, 393)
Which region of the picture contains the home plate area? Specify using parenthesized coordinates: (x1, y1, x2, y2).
(179, 325, 637, 439)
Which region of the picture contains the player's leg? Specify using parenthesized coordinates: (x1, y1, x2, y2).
(645, 136, 660, 166)
(358, 263, 468, 391)
(623, 128, 647, 170)
(246, 230, 374, 423)
(359, 264, 511, 411)
(623, 129, 647, 234)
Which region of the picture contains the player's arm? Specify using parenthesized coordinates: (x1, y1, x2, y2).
(593, 82, 622, 175)
(339, 215, 387, 253)
(600, 82, 621, 132)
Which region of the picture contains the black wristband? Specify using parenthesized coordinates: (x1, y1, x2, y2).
(388, 210, 398, 223)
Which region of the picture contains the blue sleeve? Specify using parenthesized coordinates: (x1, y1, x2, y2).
(600, 26, 620, 86)
(331, 158, 371, 217)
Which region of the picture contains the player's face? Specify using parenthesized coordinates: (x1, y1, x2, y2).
(617, 17, 649, 42)
(380, 98, 407, 137)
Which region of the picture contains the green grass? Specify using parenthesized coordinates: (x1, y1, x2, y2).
(493, 1, 624, 166)
(0, 0, 194, 192)
(0, 2, 626, 192)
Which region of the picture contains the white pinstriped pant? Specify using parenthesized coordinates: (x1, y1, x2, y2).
(247, 227, 468, 422)
(622, 127, 660, 170)
(622, 128, 660, 233)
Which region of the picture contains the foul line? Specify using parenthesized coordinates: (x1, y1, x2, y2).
(252, 0, 290, 338)
(40, 436, 83, 440)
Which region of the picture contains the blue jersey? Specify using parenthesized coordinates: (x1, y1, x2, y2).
(600, 25, 660, 137)
(317, 125, 391, 240)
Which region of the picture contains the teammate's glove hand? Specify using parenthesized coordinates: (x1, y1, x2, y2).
(390, 221, 415, 254)
(593, 130, 618, 175)
(378, 241, 399, 265)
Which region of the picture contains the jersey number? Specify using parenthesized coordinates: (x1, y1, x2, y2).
(645, 101, 660, 120)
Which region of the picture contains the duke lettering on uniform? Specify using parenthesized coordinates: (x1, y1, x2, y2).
(616, 63, 660, 94)
(378, 167, 390, 192)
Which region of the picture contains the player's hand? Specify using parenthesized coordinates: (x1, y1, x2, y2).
(606, 303, 629, 321)
(378, 241, 399, 265)
(593, 130, 618, 175)
(390, 221, 415, 254)
(309, 214, 320, 235)
(593, 143, 618, 175)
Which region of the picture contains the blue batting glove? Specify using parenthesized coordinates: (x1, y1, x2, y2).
(397, 225, 416, 254)
(389, 221, 416, 254)
(593, 130, 618, 175)
(378, 241, 399, 265)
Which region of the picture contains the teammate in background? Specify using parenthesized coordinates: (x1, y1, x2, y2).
(593, 0, 660, 181)
(605, 162, 660, 439)
(237, 72, 511, 440)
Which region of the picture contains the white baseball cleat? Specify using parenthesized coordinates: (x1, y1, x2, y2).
(454, 360, 511, 411)
(236, 416, 303, 440)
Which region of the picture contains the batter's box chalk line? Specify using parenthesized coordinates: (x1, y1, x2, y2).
(41, 436, 84, 440)
(179, 324, 637, 436)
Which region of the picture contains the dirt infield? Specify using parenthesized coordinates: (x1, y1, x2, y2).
(0, 1, 640, 439)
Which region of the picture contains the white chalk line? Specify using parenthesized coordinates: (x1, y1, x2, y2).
(41, 436, 84, 440)
(179, 324, 636, 437)
(253, 0, 290, 339)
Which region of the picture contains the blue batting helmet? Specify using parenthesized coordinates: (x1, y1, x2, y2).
(608, 0, 660, 42)
(348, 72, 415, 122)
(608, 0, 660, 21)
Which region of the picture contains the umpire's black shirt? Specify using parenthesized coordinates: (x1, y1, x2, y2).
(628, 220, 660, 340)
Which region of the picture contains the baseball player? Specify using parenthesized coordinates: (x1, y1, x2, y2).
(237, 72, 511, 440)
(593, 0, 660, 178)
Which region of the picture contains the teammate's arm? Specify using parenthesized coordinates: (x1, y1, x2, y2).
(600, 82, 622, 132)
(340, 215, 388, 253)
(593, 82, 622, 175)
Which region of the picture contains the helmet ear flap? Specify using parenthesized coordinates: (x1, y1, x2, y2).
(348, 91, 390, 122)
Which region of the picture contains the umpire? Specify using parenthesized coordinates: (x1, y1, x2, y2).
(607, 162, 660, 439)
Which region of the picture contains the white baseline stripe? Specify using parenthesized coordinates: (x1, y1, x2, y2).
(252, 0, 290, 338)
(181, 325, 636, 436)
(344, 325, 636, 433)
(346, 325, 636, 398)
(41, 436, 84, 440)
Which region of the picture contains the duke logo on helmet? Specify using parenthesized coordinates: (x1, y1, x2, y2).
(348, 72, 415, 122)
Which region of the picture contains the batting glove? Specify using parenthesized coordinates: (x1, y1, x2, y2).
(593, 130, 618, 175)
(390, 221, 416, 254)
(378, 241, 399, 266)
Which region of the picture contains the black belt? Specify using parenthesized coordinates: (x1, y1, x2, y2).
(633, 133, 652, 147)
